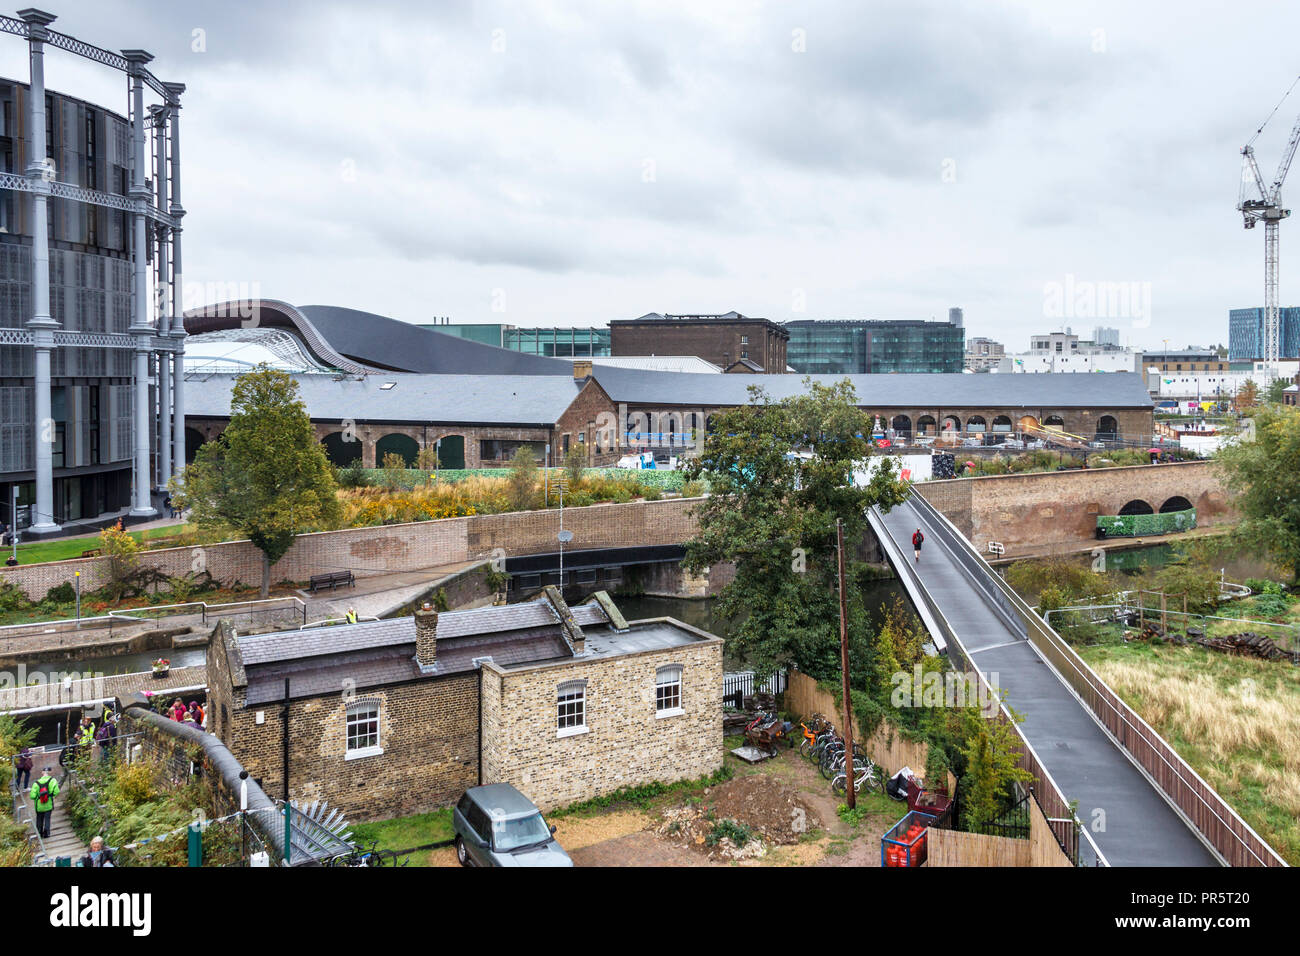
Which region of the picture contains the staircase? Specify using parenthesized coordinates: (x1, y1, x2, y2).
(16, 774, 88, 865)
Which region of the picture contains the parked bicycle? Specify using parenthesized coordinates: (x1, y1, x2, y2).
(831, 758, 883, 797)
(327, 840, 402, 867)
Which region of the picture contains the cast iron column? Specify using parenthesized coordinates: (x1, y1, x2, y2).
(124, 50, 156, 517)
(23, 10, 60, 535)
(166, 83, 187, 479)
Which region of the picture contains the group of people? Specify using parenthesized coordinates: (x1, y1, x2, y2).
(165, 698, 205, 729)
(56, 713, 120, 767)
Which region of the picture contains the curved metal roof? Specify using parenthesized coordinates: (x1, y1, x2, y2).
(184, 300, 575, 376)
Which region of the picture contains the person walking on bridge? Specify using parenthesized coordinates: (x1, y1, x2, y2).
(912, 528, 924, 563)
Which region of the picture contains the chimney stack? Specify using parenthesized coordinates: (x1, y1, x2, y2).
(573, 359, 593, 382)
(415, 602, 438, 668)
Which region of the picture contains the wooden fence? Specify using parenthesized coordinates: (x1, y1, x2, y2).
(785, 671, 947, 786)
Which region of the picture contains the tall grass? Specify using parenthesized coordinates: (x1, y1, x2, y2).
(1082, 642, 1300, 863)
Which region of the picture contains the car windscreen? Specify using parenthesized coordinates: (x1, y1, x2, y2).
(491, 811, 552, 852)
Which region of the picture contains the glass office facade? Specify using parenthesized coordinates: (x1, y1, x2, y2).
(422, 322, 611, 357)
(1228, 307, 1300, 360)
(785, 320, 964, 374)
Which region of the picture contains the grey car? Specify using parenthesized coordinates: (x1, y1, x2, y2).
(453, 784, 573, 867)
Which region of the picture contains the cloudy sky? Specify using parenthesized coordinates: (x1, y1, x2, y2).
(3, 0, 1296, 351)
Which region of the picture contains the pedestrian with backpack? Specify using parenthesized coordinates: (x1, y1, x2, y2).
(31, 767, 59, 838)
(912, 528, 924, 563)
(14, 748, 33, 789)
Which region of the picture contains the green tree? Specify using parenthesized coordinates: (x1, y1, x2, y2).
(960, 705, 1033, 831)
(170, 365, 341, 597)
(506, 445, 539, 511)
(564, 445, 587, 488)
(99, 522, 140, 604)
(1265, 377, 1290, 405)
(682, 379, 909, 678)
(1217, 403, 1300, 582)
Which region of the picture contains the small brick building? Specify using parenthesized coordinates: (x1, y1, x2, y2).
(610, 311, 790, 373)
(206, 587, 723, 820)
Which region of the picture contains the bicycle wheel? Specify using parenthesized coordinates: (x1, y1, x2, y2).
(862, 764, 883, 793)
(374, 849, 401, 867)
(830, 773, 847, 797)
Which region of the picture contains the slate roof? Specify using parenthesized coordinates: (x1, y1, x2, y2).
(587, 367, 1155, 409)
(184, 371, 582, 426)
(239, 618, 412, 666)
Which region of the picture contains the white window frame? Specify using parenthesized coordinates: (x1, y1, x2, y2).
(655, 665, 684, 718)
(557, 680, 588, 737)
(345, 698, 383, 760)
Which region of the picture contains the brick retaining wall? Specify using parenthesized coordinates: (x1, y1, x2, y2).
(0, 497, 705, 601)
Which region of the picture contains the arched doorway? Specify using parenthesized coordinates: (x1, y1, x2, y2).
(992, 415, 1013, 434)
(1119, 499, 1154, 516)
(435, 435, 465, 470)
(966, 416, 987, 433)
(375, 433, 419, 468)
(183, 427, 206, 465)
(917, 415, 936, 436)
(891, 415, 912, 438)
(941, 415, 961, 435)
(1017, 415, 1039, 433)
(1096, 415, 1119, 442)
(321, 431, 362, 467)
(1160, 495, 1194, 513)
(1044, 415, 1065, 428)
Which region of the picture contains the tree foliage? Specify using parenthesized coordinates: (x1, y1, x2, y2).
(170, 365, 341, 596)
(960, 704, 1032, 830)
(682, 379, 909, 678)
(506, 445, 539, 511)
(1217, 404, 1300, 582)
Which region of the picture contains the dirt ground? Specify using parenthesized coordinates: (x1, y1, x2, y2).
(420, 746, 905, 868)
(568, 746, 903, 867)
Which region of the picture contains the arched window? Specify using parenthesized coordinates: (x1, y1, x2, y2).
(345, 699, 381, 758)
(557, 680, 587, 736)
(656, 665, 684, 715)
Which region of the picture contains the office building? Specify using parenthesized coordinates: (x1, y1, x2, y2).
(1227, 307, 1300, 360)
(965, 337, 1004, 372)
(784, 319, 964, 374)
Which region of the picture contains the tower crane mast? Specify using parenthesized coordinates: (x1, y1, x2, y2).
(1239, 82, 1300, 374)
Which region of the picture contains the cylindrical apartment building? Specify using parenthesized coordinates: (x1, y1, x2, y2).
(0, 9, 184, 538)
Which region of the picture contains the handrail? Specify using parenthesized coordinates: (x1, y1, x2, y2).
(8, 765, 51, 865)
(909, 489, 1287, 867)
(870, 500, 1108, 867)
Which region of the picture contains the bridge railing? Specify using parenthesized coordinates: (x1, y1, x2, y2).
(870, 502, 1106, 867)
(908, 490, 1288, 867)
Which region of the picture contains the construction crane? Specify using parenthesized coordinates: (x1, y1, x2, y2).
(1238, 77, 1300, 375)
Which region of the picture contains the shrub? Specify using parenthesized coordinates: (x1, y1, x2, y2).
(704, 817, 754, 847)
(338, 459, 368, 488)
(45, 581, 76, 605)
(0, 578, 32, 612)
(507, 447, 539, 512)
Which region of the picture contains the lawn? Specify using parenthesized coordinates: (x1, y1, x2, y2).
(11, 523, 191, 566)
(1076, 639, 1300, 864)
(348, 807, 454, 863)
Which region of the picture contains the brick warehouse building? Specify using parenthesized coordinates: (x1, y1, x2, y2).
(206, 587, 723, 818)
(181, 300, 1157, 465)
(609, 311, 789, 373)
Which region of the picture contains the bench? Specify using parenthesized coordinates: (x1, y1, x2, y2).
(309, 570, 355, 594)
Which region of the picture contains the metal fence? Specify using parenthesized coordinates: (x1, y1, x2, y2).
(722, 669, 787, 707)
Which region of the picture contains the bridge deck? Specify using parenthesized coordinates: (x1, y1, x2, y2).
(873, 498, 1217, 867)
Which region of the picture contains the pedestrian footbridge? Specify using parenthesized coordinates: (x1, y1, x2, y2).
(868, 492, 1285, 867)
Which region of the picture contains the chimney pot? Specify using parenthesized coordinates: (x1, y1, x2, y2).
(573, 359, 593, 382)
